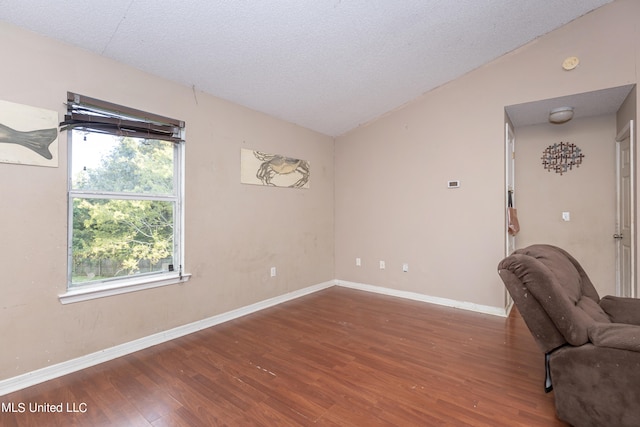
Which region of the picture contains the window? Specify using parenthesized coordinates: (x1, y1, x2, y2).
(61, 93, 187, 302)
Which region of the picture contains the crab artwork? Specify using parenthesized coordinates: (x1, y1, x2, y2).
(242, 150, 309, 188)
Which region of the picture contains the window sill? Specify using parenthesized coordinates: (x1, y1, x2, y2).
(59, 272, 191, 305)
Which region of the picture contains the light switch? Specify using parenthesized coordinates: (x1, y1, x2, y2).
(562, 212, 570, 221)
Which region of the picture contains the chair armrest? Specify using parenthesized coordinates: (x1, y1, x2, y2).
(600, 295, 640, 325)
(588, 323, 640, 352)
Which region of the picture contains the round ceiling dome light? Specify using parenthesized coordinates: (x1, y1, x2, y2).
(562, 56, 580, 71)
(549, 106, 574, 124)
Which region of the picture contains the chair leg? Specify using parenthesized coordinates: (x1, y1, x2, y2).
(544, 352, 553, 393)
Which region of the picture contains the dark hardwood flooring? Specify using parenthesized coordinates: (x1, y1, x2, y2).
(0, 287, 567, 426)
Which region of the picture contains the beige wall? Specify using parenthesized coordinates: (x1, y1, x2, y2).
(515, 115, 617, 296)
(335, 0, 639, 307)
(617, 85, 637, 135)
(0, 23, 334, 380)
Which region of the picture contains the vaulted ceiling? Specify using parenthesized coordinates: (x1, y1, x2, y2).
(1, 0, 612, 136)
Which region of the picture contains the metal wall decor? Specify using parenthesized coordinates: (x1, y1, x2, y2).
(541, 141, 584, 175)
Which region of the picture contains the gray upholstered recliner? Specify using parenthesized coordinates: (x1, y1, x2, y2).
(498, 244, 640, 427)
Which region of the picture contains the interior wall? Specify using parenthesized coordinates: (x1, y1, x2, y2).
(617, 85, 637, 132)
(515, 115, 617, 297)
(334, 0, 639, 308)
(0, 22, 334, 380)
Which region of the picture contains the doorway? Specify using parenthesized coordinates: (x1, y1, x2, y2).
(505, 121, 516, 257)
(504, 84, 636, 298)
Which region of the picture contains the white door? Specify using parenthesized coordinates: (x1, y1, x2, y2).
(615, 120, 636, 298)
(504, 122, 516, 310)
(505, 122, 516, 256)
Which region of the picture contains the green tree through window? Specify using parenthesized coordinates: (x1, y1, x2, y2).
(70, 134, 178, 285)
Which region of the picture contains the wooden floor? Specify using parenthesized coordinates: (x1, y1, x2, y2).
(1, 287, 567, 426)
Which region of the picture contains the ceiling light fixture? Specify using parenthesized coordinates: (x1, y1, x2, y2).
(549, 107, 574, 124)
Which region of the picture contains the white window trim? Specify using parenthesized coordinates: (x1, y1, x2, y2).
(59, 272, 191, 304)
(64, 95, 188, 303)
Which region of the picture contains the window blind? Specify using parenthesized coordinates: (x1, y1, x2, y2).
(59, 92, 184, 143)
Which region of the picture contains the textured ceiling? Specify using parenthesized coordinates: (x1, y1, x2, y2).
(0, 0, 612, 136)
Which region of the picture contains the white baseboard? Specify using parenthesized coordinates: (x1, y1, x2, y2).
(335, 280, 508, 317)
(505, 299, 514, 316)
(0, 280, 335, 397)
(0, 279, 507, 396)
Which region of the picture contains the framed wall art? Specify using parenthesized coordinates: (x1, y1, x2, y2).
(240, 148, 310, 189)
(0, 99, 59, 167)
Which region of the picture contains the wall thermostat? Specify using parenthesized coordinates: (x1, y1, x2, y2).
(447, 180, 461, 189)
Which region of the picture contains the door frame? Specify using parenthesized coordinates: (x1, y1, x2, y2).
(505, 121, 516, 256)
(615, 120, 636, 297)
(504, 121, 516, 310)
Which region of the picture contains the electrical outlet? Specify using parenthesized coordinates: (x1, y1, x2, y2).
(270, 267, 277, 277)
(379, 261, 385, 270)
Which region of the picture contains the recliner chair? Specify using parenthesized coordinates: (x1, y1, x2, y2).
(498, 244, 640, 427)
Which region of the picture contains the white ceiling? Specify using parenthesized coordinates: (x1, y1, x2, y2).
(0, 0, 613, 136)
